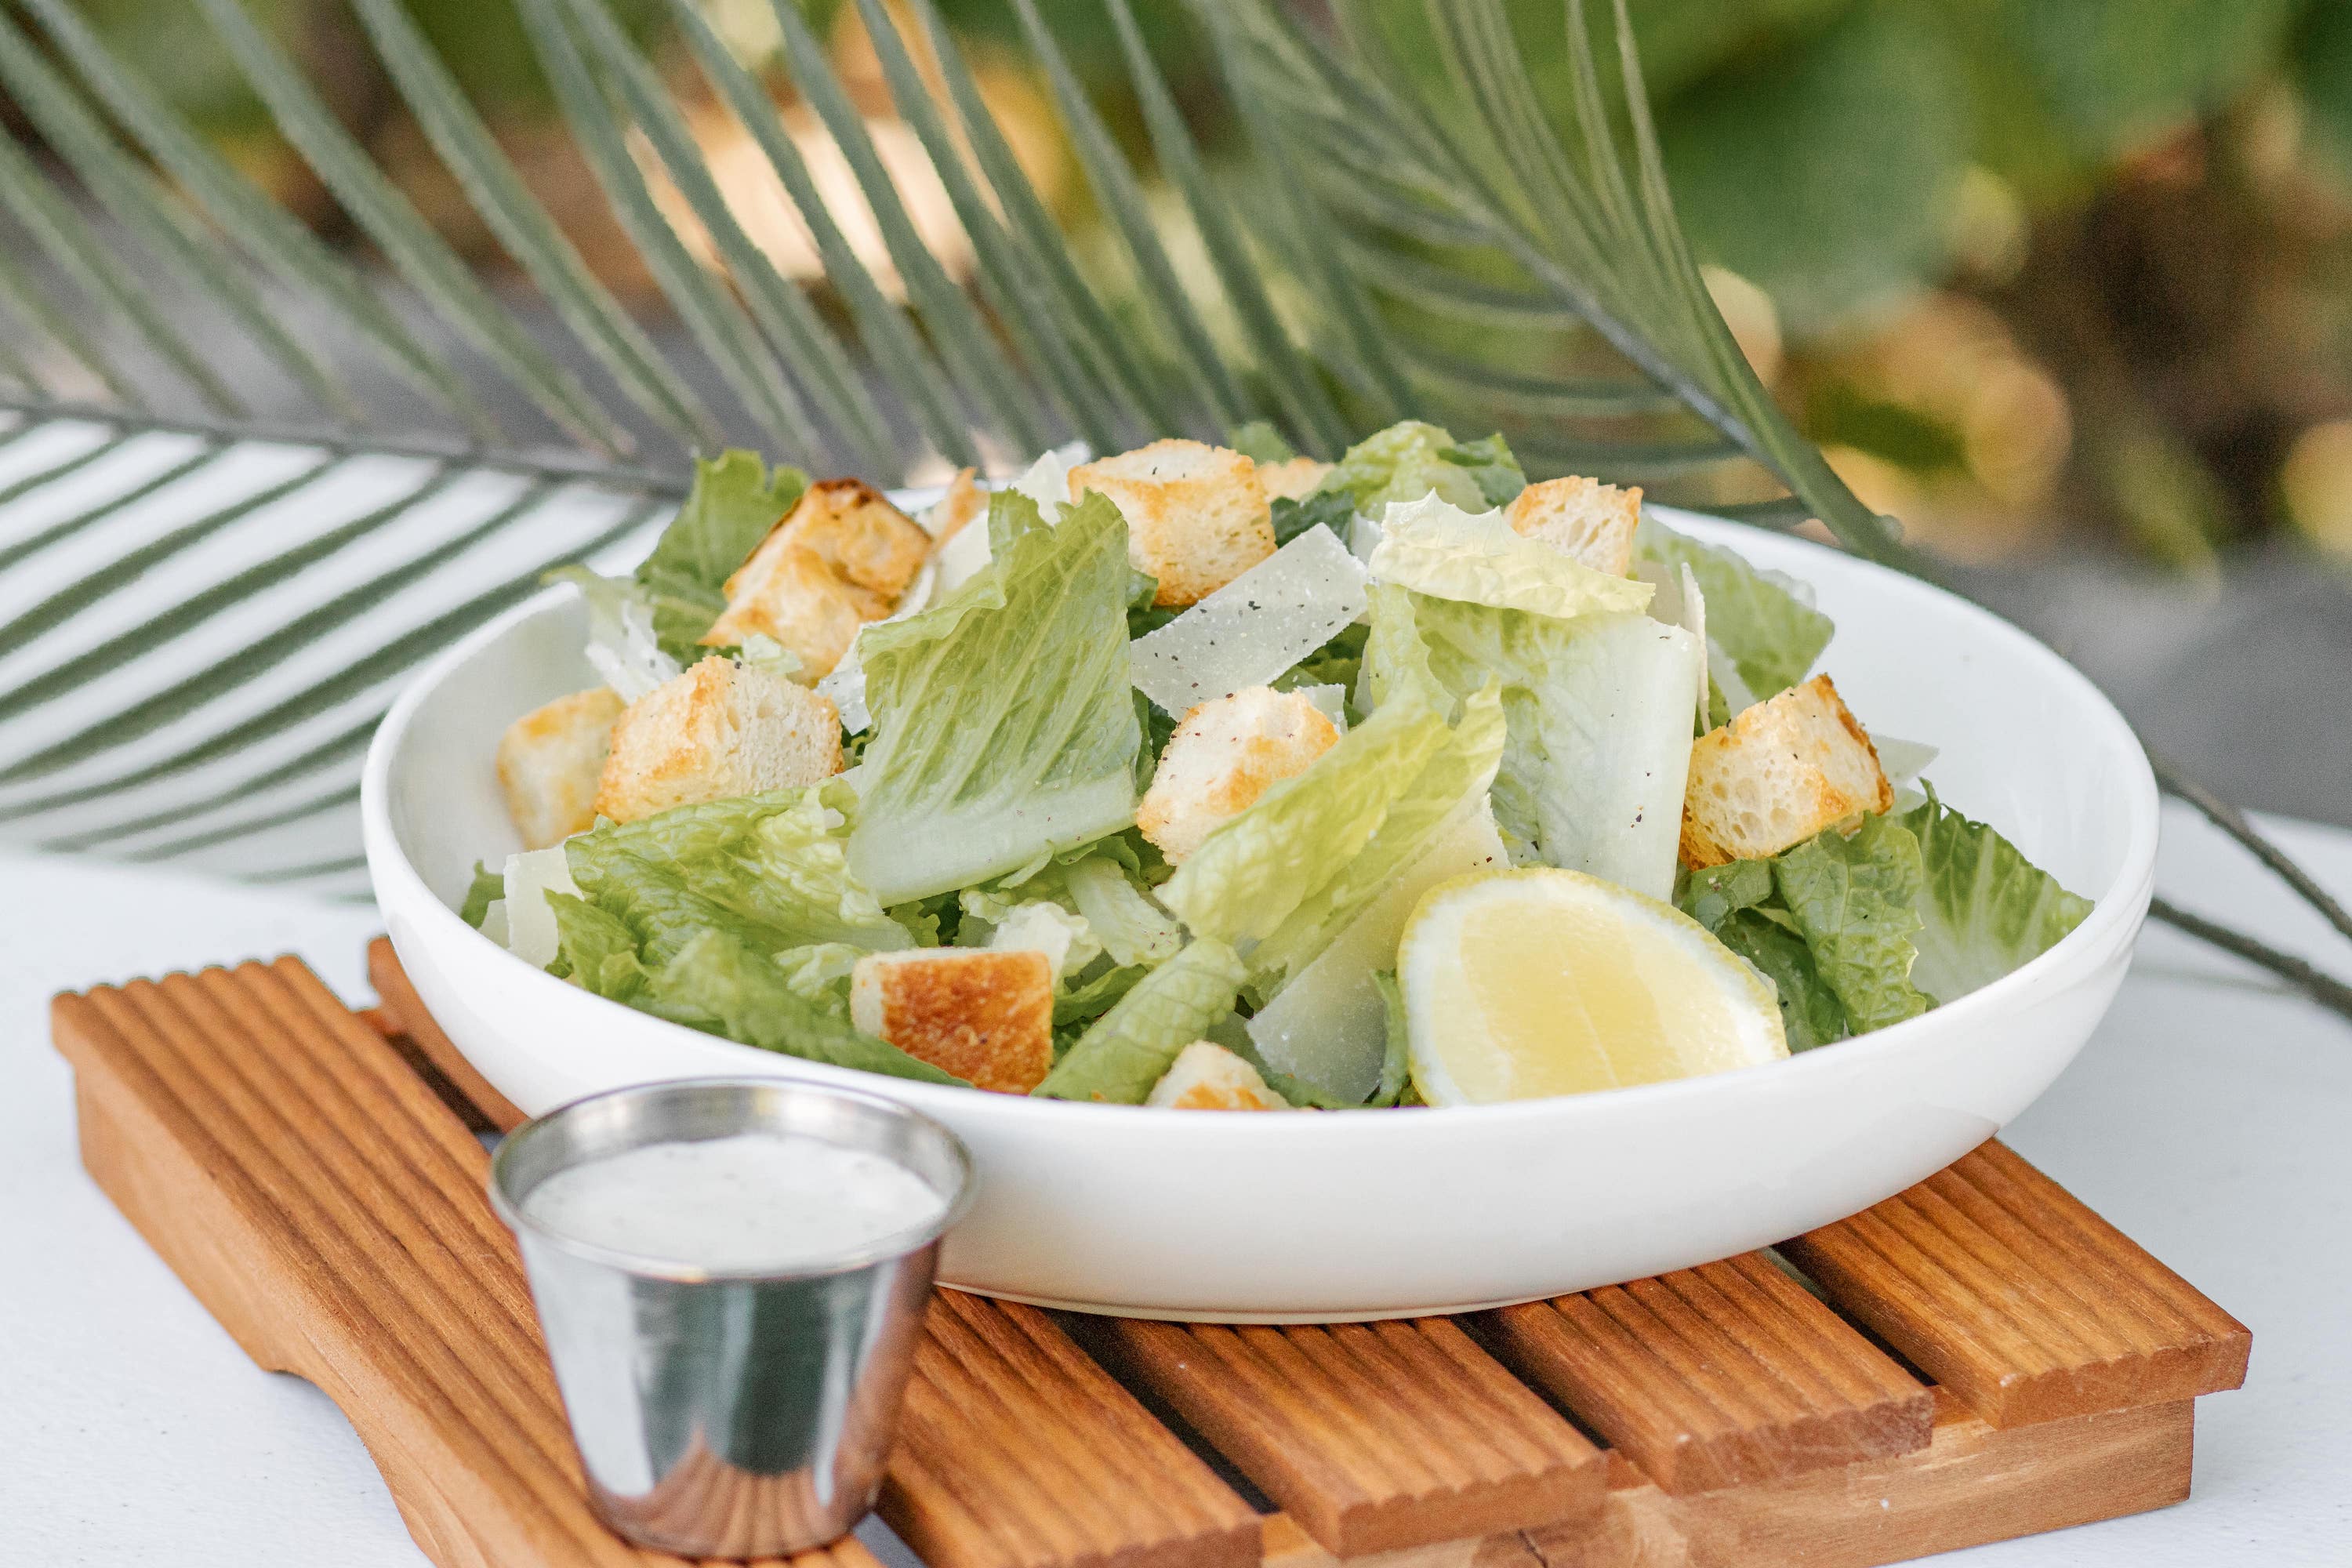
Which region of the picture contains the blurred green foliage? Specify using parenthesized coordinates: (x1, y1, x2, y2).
(36, 0, 2352, 561)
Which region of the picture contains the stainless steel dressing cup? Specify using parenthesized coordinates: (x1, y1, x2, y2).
(488, 1077, 973, 1559)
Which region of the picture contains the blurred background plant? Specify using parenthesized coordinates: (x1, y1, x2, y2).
(30, 0, 2352, 572)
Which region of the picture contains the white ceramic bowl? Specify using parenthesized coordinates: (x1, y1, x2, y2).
(363, 508, 2157, 1321)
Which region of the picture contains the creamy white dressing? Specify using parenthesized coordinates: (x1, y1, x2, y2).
(521, 1133, 946, 1272)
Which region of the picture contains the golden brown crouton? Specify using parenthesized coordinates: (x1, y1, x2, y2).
(1257, 456, 1334, 503)
(593, 658, 842, 825)
(924, 466, 985, 543)
(850, 948, 1054, 1094)
(1137, 686, 1341, 863)
(1679, 673, 1893, 869)
(1506, 475, 1642, 577)
(1145, 1041, 1293, 1110)
(701, 479, 932, 677)
(1069, 438, 1275, 607)
(495, 687, 624, 849)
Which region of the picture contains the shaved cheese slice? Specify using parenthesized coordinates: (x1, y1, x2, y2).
(502, 844, 582, 970)
(1011, 441, 1087, 519)
(1246, 803, 1507, 1102)
(1129, 524, 1370, 717)
(1679, 563, 1708, 730)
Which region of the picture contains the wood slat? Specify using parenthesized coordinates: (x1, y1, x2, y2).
(1780, 1141, 2251, 1428)
(1486, 1251, 1933, 1495)
(1519, 1392, 2194, 1568)
(1103, 1316, 1606, 1557)
(887, 1291, 1261, 1568)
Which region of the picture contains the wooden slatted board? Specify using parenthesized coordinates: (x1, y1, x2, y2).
(45, 943, 2251, 1568)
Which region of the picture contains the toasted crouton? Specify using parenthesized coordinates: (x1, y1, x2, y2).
(1069, 438, 1275, 607)
(1679, 673, 1893, 868)
(1506, 476, 1642, 576)
(851, 948, 1054, 1094)
(495, 687, 624, 849)
(1145, 1041, 1291, 1110)
(1137, 686, 1340, 863)
(593, 658, 842, 825)
(702, 479, 932, 677)
(1257, 456, 1333, 503)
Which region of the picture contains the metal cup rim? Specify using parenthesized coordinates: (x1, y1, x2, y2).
(488, 1075, 975, 1283)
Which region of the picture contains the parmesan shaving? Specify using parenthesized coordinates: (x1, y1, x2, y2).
(1129, 524, 1370, 717)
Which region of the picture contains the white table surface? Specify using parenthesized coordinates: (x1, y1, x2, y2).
(2, 802, 2347, 1566)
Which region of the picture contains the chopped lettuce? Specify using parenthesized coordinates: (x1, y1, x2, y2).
(1063, 852, 1185, 967)
(1033, 938, 1246, 1102)
(1900, 783, 2092, 1002)
(849, 492, 1142, 906)
(1399, 586, 1700, 900)
(1320, 420, 1524, 513)
(653, 928, 967, 1085)
(1246, 800, 1506, 1100)
(635, 450, 805, 663)
(1440, 433, 1528, 509)
(982, 899, 1098, 978)
(1711, 909, 1850, 1051)
(459, 861, 504, 929)
(565, 782, 914, 961)
(1128, 522, 1369, 717)
(1771, 813, 1933, 1030)
(1159, 691, 1455, 947)
(1370, 969, 1413, 1107)
(1635, 519, 1831, 706)
(1225, 419, 1295, 463)
(1370, 494, 1653, 621)
(1271, 489, 1355, 548)
(1247, 681, 1506, 987)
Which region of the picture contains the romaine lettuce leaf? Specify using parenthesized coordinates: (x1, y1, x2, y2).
(850, 492, 1142, 905)
(1711, 908, 1851, 1051)
(545, 891, 650, 998)
(1320, 420, 1525, 513)
(1635, 519, 1831, 704)
(1771, 813, 1933, 1030)
(1900, 783, 2093, 1001)
(1440, 433, 1527, 508)
(1270, 490, 1353, 547)
(1370, 495, 1653, 621)
(1158, 691, 1455, 947)
(1245, 798, 1507, 1100)
(459, 860, 504, 929)
(1033, 938, 1246, 1102)
(1403, 588, 1700, 899)
(633, 450, 806, 663)
(1225, 419, 1295, 463)
(651, 928, 968, 1085)
(1247, 681, 1506, 989)
(566, 782, 913, 958)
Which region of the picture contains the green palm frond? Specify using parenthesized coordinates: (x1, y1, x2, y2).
(0, 0, 1900, 894)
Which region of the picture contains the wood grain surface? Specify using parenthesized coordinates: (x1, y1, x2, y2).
(1103, 1316, 1605, 1556)
(53, 950, 2255, 1568)
(1780, 1142, 2252, 1427)
(1487, 1252, 1934, 1494)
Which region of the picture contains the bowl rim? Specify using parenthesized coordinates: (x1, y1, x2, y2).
(362, 508, 2158, 1132)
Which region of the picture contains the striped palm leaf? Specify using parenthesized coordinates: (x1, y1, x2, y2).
(0, 0, 1900, 896)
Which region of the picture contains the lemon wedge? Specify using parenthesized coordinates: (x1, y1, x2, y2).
(1397, 868, 1788, 1105)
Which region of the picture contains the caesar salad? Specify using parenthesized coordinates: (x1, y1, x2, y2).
(461, 420, 2092, 1110)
